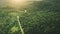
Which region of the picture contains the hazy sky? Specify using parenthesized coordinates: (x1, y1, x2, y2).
(0, 0, 43, 7)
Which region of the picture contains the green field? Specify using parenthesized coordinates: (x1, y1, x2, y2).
(0, 0, 60, 34)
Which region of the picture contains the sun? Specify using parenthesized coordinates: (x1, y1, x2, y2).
(8, 0, 33, 8)
(9, 0, 28, 5)
(10, 0, 26, 4)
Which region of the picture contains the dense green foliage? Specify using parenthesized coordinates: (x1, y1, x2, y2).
(0, 0, 60, 34)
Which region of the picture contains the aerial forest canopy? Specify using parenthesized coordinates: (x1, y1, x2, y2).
(0, 0, 60, 34)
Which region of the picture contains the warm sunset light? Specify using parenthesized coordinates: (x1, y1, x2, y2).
(11, 0, 27, 4)
(8, 0, 33, 8)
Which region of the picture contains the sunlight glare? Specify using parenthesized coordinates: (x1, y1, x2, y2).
(8, 0, 32, 8)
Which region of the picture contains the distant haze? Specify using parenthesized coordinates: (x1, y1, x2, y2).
(0, 0, 43, 8)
